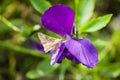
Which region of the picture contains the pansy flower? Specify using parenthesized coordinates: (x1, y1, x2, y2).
(32, 4, 98, 68)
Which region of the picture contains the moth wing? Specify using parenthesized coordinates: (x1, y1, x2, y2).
(37, 32, 62, 53)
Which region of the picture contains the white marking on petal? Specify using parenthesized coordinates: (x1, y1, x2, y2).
(50, 48, 60, 65)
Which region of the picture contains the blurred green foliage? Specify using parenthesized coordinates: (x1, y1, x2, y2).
(0, 0, 120, 80)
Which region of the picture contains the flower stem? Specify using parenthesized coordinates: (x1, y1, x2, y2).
(0, 15, 21, 32)
(76, 29, 78, 39)
(0, 40, 48, 58)
(73, 27, 78, 39)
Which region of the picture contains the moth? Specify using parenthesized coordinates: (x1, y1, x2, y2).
(37, 32, 62, 53)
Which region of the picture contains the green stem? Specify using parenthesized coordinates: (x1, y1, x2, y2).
(9, 52, 16, 80)
(75, 0, 78, 16)
(76, 27, 78, 39)
(74, 0, 79, 27)
(0, 40, 48, 58)
(0, 15, 21, 32)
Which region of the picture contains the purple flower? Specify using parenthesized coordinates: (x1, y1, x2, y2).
(30, 40, 44, 53)
(41, 4, 74, 37)
(33, 4, 98, 68)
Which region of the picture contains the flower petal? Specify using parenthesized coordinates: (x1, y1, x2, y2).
(65, 37, 98, 68)
(30, 40, 44, 52)
(50, 43, 66, 65)
(65, 49, 80, 63)
(41, 4, 74, 37)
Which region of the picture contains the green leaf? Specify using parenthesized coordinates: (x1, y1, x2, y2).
(37, 59, 58, 75)
(30, 0, 51, 14)
(26, 59, 58, 79)
(75, 0, 95, 27)
(26, 70, 43, 79)
(78, 14, 112, 33)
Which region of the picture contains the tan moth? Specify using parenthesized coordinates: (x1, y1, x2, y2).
(37, 32, 62, 53)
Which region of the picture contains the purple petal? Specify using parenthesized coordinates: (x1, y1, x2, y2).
(50, 42, 80, 65)
(30, 40, 44, 53)
(65, 50, 80, 64)
(41, 4, 74, 37)
(65, 37, 98, 68)
(50, 43, 66, 65)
